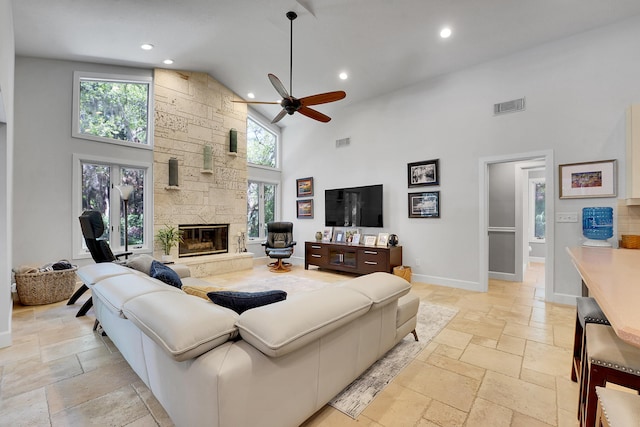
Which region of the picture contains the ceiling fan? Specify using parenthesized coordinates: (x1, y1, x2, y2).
(233, 11, 346, 124)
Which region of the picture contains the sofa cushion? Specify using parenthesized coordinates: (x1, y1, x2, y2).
(236, 287, 372, 357)
(92, 273, 180, 318)
(150, 260, 183, 289)
(122, 291, 239, 361)
(77, 263, 132, 286)
(126, 254, 155, 275)
(207, 290, 287, 314)
(182, 284, 224, 300)
(343, 272, 411, 309)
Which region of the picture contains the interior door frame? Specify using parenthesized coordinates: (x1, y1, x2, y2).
(479, 150, 554, 300)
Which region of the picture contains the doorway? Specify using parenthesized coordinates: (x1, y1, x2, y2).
(479, 150, 554, 301)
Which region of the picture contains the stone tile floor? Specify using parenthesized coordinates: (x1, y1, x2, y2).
(0, 263, 580, 426)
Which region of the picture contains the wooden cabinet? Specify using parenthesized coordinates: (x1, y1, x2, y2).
(305, 241, 402, 275)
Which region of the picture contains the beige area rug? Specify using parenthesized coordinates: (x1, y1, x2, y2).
(229, 275, 458, 419)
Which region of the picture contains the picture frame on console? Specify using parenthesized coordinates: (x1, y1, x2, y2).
(363, 235, 377, 246)
(408, 191, 440, 218)
(558, 159, 617, 199)
(333, 228, 346, 243)
(408, 159, 440, 187)
(351, 234, 361, 245)
(322, 227, 333, 242)
(296, 177, 314, 197)
(296, 199, 314, 218)
(377, 233, 389, 247)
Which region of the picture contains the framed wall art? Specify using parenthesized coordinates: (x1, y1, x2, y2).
(296, 199, 314, 218)
(408, 159, 439, 187)
(408, 191, 440, 218)
(296, 177, 314, 197)
(559, 160, 617, 199)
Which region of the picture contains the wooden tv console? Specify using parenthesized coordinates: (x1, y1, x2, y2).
(305, 241, 402, 275)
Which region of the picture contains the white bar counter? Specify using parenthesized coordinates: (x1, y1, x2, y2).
(567, 246, 640, 348)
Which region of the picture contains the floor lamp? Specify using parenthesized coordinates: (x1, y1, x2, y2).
(115, 184, 134, 256)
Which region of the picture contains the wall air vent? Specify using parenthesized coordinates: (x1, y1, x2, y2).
(494, 97, 526, 115)
(336, 137, 351, 148)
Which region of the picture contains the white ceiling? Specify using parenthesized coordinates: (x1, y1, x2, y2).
(12, 0, 640, 125)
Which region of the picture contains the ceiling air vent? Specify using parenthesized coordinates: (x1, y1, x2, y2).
(494, 97, 525, 115)
(336, 137, 351, 148)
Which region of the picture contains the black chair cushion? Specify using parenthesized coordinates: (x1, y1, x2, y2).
(576, 297, 610, 328)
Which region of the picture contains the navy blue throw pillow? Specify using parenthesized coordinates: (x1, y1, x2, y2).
(207, 290, 287, 314)
(150, 260, 183, 289)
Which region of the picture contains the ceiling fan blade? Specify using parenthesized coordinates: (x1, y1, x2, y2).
(232, 100, 280, 105)
(271, 109, 288, 124)
(268, 74, 290, 99)
(300, 91, 346, 107)
(298, 106, 331, 123)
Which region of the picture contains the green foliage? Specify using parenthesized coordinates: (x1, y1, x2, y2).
(79, 80, 149, 144)
(246, 117, 276, 167)
(155, 225, 184, 255)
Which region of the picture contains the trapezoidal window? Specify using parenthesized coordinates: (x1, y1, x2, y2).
(72, 71, 153, 149)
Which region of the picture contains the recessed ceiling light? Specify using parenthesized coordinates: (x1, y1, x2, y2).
(339, 72, 348, 80)
(440, 27, 452, 39)
(247, 93, 255, 99)
(163, 59, 174, 65)
(140, 43, 154, 50)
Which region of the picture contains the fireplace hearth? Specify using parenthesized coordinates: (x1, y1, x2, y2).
(179, 224, 228, 257)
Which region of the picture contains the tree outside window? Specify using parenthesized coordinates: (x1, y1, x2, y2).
(247, 117, 277, 167)
(73, 71, 153, 148)
(81, 161, 146, 251)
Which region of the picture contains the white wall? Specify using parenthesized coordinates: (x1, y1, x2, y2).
(0, 0, 15, 348)
(13, 58, 153, 268)
(282, 15, 640, 301)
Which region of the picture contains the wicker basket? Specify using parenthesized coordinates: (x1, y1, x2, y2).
(621, 235, 640, 249)
(393, 265, 412, 283)
(15, 267, 78, 305)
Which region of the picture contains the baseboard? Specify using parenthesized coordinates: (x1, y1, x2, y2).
(488, 271, 518, 282)
(0, 329, 11, 349)
(411, 273, 482, 292)
(529, 257, 546, 264)
(548, 292, 578, 306)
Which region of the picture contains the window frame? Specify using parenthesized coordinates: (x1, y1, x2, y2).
(247, 110, 282, 241)
(246, 113, 281, 171)
(247, 179, 279, 240)
(528, 177, 546, 243)
(72, 153, 154, 259)
(72, 71, 154, 150)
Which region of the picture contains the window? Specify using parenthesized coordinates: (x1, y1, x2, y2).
(73, 154, 152, 258)
(246, 113, 281, 240)
(247, 181, 276, 239)
(72, 71, 153, 149)
(247, 117, 277, 168)
(529, 178, 546, 242)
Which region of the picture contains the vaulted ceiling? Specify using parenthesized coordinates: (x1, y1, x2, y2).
(12, 0, 640, 124)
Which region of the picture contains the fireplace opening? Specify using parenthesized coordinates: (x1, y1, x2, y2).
(179, 224, 228, 257)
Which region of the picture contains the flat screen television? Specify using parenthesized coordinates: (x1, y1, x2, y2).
(325, 184, 383, 227)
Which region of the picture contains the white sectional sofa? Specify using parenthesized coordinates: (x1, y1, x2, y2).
(77, 263, 420, 427)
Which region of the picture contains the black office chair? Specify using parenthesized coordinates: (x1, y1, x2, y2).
(67, 210, 131, 317)
(262, 222, 296, 272)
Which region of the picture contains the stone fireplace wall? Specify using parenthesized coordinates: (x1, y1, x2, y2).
(153, 69, 251, 274)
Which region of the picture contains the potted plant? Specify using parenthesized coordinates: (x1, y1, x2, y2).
(155, 224, 183, 262)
